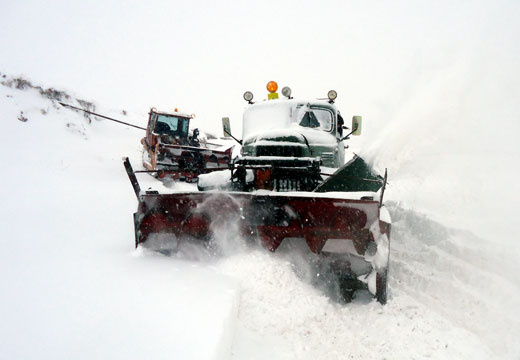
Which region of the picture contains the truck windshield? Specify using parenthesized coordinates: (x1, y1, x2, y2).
(296, 106, 333, 132)
(154, 114, 189, 136)
(242, 102, 335, 139)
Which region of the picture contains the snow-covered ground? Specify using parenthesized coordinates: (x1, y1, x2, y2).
(0, 76, 518, 359)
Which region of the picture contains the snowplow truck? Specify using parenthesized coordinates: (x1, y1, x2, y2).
(141, 108, 233, 182)
(125, 82, 391, 304)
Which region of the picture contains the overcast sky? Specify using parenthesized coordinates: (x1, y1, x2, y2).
(1, 0, 519, 237)
(1, 1, 517, 127)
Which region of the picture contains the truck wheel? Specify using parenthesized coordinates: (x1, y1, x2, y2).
(338, 276, 357, 303)
(375, 268, 388, 304)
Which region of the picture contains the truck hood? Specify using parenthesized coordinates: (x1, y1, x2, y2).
(243, 125, 337, 147)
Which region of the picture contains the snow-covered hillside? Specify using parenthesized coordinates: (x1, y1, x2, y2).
(0, 76, 519, 360)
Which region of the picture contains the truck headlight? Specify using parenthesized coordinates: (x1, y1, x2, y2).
(282, 86, 292, 98)
(327, 90, 337, 102)
(243, 91, 254, 103)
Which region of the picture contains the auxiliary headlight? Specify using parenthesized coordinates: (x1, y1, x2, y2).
(327, 90, 337, 102)
(243, 91, 254, 103)
(281, 86, 292, 98)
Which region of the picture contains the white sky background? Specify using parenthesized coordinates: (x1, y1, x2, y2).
(1, 0, 516, 124)
(1, 0, 519, 239)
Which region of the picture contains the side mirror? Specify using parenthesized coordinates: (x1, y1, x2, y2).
(221, 117, 242, 145)
(340, 116, 363, 141)
(352, 116, 362, 136)
(222, 117, 231, 138)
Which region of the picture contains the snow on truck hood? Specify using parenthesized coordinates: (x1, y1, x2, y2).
(243, 126, 337, 147)
(242, 99, 337, 143)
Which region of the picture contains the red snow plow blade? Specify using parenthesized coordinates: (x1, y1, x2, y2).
(124, 158, 391, 304)
(134, 191, 381, 252)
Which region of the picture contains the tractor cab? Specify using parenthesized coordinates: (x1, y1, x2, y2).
(144, 108, 193, 149)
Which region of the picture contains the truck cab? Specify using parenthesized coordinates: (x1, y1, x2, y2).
(241, 99, 346, 168)
(211, 82, 364, 192)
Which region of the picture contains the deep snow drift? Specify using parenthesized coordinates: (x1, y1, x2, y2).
(0, 75, 519, 359)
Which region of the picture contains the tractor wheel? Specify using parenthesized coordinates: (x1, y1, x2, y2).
(375, 268, 388, 304)
(179, 152, 194, 170)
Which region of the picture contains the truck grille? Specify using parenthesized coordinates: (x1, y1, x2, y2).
(273, 178, 309, 191)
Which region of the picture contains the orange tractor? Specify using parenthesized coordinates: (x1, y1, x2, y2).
(59, 102, 234, 182)
(141, 108, 233, 182)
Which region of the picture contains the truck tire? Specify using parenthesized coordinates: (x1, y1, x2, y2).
(338, 276, 358, 303)
(375, 268, 388, 304)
